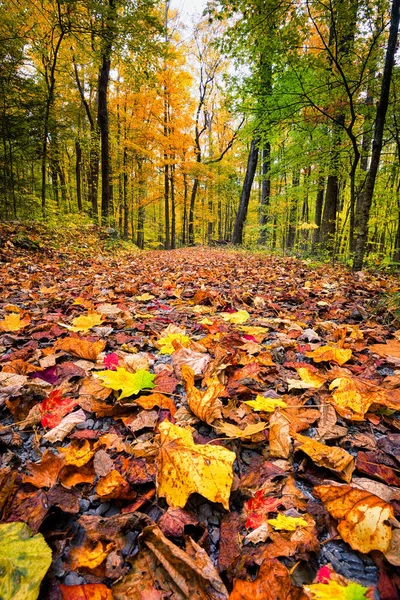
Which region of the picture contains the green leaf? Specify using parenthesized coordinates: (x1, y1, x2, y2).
(304, 580, 368, 600)
(95, 367, 155, 399)
(0, 522, 52, 600)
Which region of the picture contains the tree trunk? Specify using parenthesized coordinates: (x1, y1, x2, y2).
(353, 0, 400, 270)
(286, 171, 300, 251)
(75, 140, 82, 211)
(232, 138, 259, 245)
(312, 176, 325, 251)
(188, 178, 198, 245)
(258, 142, 271, 245)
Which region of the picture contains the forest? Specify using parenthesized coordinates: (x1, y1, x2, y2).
(1, 0, 400, 270)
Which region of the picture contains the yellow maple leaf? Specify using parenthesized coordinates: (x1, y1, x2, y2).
(61, 312, 103, 333)
(157, 333, 190, 354)
(314, 484, 394, 553)
(0, 313, 30, 332)
(135, 293, 155, 301)
(306, 345, 352, 366)
(69, 539, 113, 569)
(268, 513, 308, 531)
(243, 395, 287, 412)
(220, 310, 250, 324)
(157, 421, 235, 509)
(95, 367, 155, 400)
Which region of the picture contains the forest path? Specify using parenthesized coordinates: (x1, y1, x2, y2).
(0, 240, 399, 597)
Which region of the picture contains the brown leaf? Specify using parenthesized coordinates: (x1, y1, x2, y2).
(60, 462, 96, 488)
(172, 346, 211, 377)
(269, 410, 291, 459)
(229, 558, 307, 600)
(93, 450, 115, 478)
(158, 507, 199, 538)
(294, 434, 355, 483)
(22, 449, 66, 488)
(96, 470, 131, 500)
(55, 336, 106, 361)
(182, 365, 223, 424)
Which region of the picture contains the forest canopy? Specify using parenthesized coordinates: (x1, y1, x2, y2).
(1, 0, 400, 269)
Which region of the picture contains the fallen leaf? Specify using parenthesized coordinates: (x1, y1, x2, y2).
(172, 346, 211, 377)
(39, 390, 80, 428)
(59, 583, 113, 600)
(69, 538, 114, 569)
(182, 365, 223, 424)
(0, 521, 52, 600)
(314, 483, 394, 553)
(244, 523, 270, 544)
(157, 333, 190, 354)
(229, 558, 307, 600)
(267, 513, 309, 531)
(0, 313, 30, 332)
(135, 392, 177, 416)
(96, 469, 131, 499)
(303, 567, 369, 599)
(55, 337, 106, 361)
(287, 367, 326, 390)
(214, 421, 267, 440)
(329, 376, 400, 420)
(243, 396, 287, 412)
(61, 312, 104, 333)
(306, 346, 352, 366)
(269, 410, 291, 458)
(59, 439, 95, 467)
(294, 434, 355, 483)
(220, 310, 250, 324)
(43, 409, 87, 442)
(370, 340, 400, 360)
(245, 491, 282, 529)
(22, 449, 65, 488)
(95, 367, 155, 399)
(157, 420, 235, 509)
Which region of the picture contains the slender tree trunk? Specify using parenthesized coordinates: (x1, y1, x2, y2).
(75, 141, 82, 211)
(188, 178, 198, 245)
(182, 171, 188, 245)
(170, 162, 176, 249)
(258, 142, 271, 245)
(286, 171, 300, 251)
(353, 0, 400, 270)
(232, 138, 259, 245)
(312, 176, 325, 251)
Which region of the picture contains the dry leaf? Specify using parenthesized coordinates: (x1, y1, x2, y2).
(55, 337, 106, 361)
(0, 313, 30, 332)
(314, 484, 394, 553)
(59, 439, 95, 467)
(213, 421, 267, 440)
(61, 312, 104, 333)
(135, 392, 177, 416)
(69, 538, 114, 569)
(230, 558, 307, 600)
(243, 396, 287, 412)
(294, 434, 355, 483)
(157, 420, 235, 509)
(269, 410, 291, 459)
(182, 365, 223, 424)
(287, 367, 326, 390)
(172, 346, 211, 377)
(43, 409, 86, 442)
(22, 449, 65, 488)
(306, 346, 352, 366)
(60, 583, 113, 600)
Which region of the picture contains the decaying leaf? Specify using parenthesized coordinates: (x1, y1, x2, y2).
(157, 420, 235, 509)
(294, 434, 355, 483)
(0, 522, 52, 600)
(314, 483, 394, 553)
(182, 365, 223, 424)
(95, 367, 155, 399)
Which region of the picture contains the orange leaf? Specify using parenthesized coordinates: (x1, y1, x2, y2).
(181, 364, 223, 424)
(135, 392, 177, 416)
(314, 484, 394, 553)
(69, 539, 114, 569)
(229, 558, 307, 599)
(59, 583, 113, 600)
(22, 449, 65, 488)
(96, 469, 130, 499)
(294, 434, 355, 483)
(55, 337, 106, 361)
(306, 346, 352, 366)
(59, 439, 95, 467)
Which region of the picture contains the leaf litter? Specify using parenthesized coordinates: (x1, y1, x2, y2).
(1, 234, 400, 598)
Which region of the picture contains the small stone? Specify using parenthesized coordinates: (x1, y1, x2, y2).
(198, 504, 213, 521)
(93, 420, 103, 430)
(122, 531, 138, 557)
(96, 502, 110, 515)
(104, 506, 120, 518)
(208, 515, 220, 526)
(79, 499, 90, 512)
(209, 527, 220, 545)
(64, 573, 85, 586)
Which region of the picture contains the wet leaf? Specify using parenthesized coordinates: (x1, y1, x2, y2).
(269, 410, 291, 458)
(0, 522, 52, 600)
(69, 538, 114, 569)
(157, 420, 235, 509)
(95, 367, 155, 399)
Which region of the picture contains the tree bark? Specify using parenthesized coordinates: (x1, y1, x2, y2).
(75, 140, 82, 211)
(353, 0, 400, 270)
(258, 142, 271, 245)
(232, 138, 259, 245)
